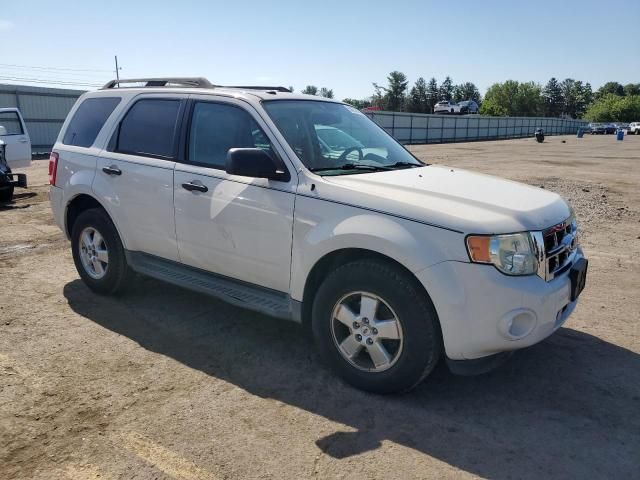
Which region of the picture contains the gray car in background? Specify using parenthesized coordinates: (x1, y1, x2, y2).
(457, 100, 479, 114)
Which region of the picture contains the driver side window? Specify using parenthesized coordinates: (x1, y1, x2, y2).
(188, 102, 274, 169)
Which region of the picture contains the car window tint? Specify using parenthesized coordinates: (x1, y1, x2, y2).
(117, 99, 180, 158)
(63, 97, 121, 147)
(0, 111, 24, 135)
(188, 102, 273, 169)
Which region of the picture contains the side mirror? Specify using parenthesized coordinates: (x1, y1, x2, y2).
(225, 148, 289, 181)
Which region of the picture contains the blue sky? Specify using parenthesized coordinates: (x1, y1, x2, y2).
(1, 0, 638, 98)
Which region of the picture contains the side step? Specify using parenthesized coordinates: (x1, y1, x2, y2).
(126, 251, 297, 321)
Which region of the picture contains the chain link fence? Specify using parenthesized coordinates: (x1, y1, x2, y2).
(364, 111, 588, 144)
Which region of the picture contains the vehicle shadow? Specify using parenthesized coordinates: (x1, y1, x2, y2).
(63, 278, 640, 479)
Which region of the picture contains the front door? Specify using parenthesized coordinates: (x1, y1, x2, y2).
(174, 98, 296, 293)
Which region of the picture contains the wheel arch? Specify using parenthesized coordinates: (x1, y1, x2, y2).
(300, 248, 439, 328)
(65, 194, 127, 249)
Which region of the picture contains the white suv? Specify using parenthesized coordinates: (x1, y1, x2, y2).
(49, 77, 588, 393)
(433, 100, 460, 114)
(629, 122, 640, 135)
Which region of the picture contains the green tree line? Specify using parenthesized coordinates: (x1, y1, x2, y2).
(337, 72, 640, 121)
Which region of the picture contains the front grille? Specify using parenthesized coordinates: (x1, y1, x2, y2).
(537, 218, 578, 280)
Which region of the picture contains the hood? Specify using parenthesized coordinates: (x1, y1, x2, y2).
(321, 165, 570, 234)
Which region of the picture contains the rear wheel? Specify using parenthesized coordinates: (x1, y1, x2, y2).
(71, 208, 133, 295)
(0, 186, 14, 203)
(312, 260, 442, 393)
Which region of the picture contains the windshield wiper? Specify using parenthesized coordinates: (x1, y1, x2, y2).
(389, 161, 422, 169)
(310, 163, 392, 173)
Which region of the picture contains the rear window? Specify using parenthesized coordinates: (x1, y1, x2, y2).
(116, 99, 180, 158)
(63, 97, 121, 147)
(0, 111, 24, 135)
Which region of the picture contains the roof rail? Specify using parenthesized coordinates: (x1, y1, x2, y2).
(101, 77, 215, 89)
(224, 85, 292, 93)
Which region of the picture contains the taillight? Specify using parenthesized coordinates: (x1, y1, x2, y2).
(48, 152, 59, 186)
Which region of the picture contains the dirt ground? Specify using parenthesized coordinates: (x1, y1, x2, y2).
(1, 135, 639, 480)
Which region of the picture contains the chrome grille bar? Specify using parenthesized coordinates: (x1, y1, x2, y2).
(533, 217, 579, 281)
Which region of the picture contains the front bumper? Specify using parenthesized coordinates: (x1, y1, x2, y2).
(416, 249, 585, 361)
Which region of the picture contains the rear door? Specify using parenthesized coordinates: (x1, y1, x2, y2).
(173, 96, 296, 292)
(93, 94, 186, 262)
(0, 108, 31, 168)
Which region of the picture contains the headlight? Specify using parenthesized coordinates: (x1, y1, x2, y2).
(466, 232, 538, 276)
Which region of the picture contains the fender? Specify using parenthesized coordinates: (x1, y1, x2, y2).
(289, 195, 466, 301)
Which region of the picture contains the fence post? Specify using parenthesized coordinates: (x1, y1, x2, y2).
(409, 114, 413, 145)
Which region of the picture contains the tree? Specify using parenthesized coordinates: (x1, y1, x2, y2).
(453, 82, 481, 104)
(342, 98, 372, 110)
(301, 85, 318, 95)
(480, 80, 542, 116)
(561, 78, 578, 118)
(406, 77, 429, 113)
(385, 71, 408, 111)
(542, 78, 563, 117)
(302, 85, 333, 98)
(426, 77, 439, 113)
(623, 83, 640, 96)
(372, 71, 408, 111)
(319, 87, 334, 99)
(439, 76, 454, 101)
(596, 82, 624, 98)
(585, 94, 640, 122)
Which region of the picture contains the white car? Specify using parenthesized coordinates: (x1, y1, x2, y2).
(0, 108, 31, 168)
(629, 122, 640, 135)
(49, 77, 588, 393)
(433, 100, 460, 114)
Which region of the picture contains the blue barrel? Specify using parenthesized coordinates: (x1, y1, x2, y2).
(577, 128, 584, 138)
(617, 129, 624, 141)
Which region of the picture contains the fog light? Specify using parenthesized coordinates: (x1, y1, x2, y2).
(498, 309, 537, 340)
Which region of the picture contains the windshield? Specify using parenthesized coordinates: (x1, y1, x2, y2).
(263, 100, 423, 175)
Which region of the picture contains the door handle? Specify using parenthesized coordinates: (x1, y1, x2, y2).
(102, 165, 122, 176)
(19, 138, 28, 143)
(181, 181, 208, 193)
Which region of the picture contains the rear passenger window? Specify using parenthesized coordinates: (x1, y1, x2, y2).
(188, 102, 273, 169)
(63, 97, 121, 147)
(116, 99, 180, 158)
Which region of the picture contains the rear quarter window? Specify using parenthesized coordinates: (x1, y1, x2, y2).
(63, 97, 121, 147)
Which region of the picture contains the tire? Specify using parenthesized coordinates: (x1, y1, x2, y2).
(0, 186, 14, 203)
(312, 259, 442, 394)
(71, 207, 133, 295)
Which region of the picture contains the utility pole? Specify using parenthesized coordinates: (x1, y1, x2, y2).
(114, 55, 121, 84)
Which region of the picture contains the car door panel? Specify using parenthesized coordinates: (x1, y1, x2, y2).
(175, 167, 294, 292)
(93, 153, 178, 261)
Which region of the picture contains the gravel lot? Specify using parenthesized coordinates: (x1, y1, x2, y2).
(1, 135, 639, 480)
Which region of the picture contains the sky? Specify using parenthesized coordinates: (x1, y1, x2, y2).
(1, 0, 638, 99)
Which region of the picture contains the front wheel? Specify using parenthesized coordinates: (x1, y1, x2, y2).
(312, 260, 442, 393)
